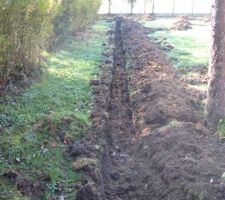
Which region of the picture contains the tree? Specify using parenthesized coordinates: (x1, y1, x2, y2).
(144, 0, 148, 14)
(172, 0, 176, 16)
(144, 0, 154, 14)
(128, 0, 136, 14)
(191, 0, 195, 15)
(207, 0, 225, 126)
(108, 0, 112, 15)
(151, 0, 155, 14)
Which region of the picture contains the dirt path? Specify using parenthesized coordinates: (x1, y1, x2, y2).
(75, 18, 225, 200)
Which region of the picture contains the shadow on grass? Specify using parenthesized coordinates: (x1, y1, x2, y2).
(0, 19, 110, 199)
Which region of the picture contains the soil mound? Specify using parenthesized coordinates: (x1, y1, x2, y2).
(75, 18, 225, 200)
(121, 19, 225, 200)
(172, 16, 192, 30)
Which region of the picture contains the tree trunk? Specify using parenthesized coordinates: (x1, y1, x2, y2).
(108, 0, 111, 15)
(144, 1, 147, 14)
(131, 3, 133, 14)
(172, 0, 175, 16)
(207, 0, 225, 126)
(191, 0, 195, 15)
(152, 0, 155, 14)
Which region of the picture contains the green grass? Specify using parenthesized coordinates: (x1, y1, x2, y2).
(217, 119, 225, 137)
(216, 118, 225, 138)
(188, 83, 208, 91)
(143, 18, 176, 29)
(143, 18, 210, 68)
(0, 19, 110, 199)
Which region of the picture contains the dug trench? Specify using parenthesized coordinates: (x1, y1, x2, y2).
(73, 17, 225, 200)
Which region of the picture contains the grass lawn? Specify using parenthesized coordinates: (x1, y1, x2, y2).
(143, 18, 210, 68)
(0, 20, 110, 199)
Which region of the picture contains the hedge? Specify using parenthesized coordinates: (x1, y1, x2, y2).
(0, 0, 101, 85)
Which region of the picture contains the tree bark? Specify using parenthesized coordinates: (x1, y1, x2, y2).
(172, 0, 175, 16)
(108, 0, 111, 15)
(207, 0, 225, 126)
(144, 0, 147, 14)
(191, 0, 195, 15)
(152, 0, 155, 14)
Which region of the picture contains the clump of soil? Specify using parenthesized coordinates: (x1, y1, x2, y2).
(120, 19, 225, 200)
(123, 20, 201, 130)
(172, 16, 192, 30)
(137, 14, 156, 21)
(177, 66, 208, 101)
(1, 171, 50, 199)
(179, 66, 208, 85)
(204, 15, 211, 23)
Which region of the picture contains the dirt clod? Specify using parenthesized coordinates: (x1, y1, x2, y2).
(110, 171, 120, 181)
(90, 80, 101, 86)
(172, 16, 192, 30)
(73, 158, 97, 171)
(2, 170, 20, 180)
(76, 184, 101, 200)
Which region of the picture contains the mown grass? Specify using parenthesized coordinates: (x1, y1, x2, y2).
(0, 19, 110, 199)
(143, 18, 210, 68)
(143, 18, 176, 29)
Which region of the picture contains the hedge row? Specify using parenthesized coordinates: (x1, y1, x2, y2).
(0, 0, 101, 85)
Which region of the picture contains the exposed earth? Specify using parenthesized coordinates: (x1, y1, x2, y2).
(69, 17, 225, 200)
(172, 16, 192, 31)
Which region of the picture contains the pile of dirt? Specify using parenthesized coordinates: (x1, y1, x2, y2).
(136, 14, 156, 21)
(204, 15, 211, 23)
(73, 18, 225, 200)
(1, 170, 50, 199)
(120, 19, 225, 200)
(172, 16, 192, 30)
(123, 20, 202, 131)
(179, 66, 208, 86)
(177, 66, 208, 102)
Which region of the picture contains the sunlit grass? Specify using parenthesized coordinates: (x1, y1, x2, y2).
(0, 20, 110, 199)
(217, 119, 225, 138)
(188, 84, 208, 92)
(143, 18, 210, 68)
(143, 18, 176, 29)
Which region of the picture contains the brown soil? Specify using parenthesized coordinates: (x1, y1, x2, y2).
(172, 16, 192, 31)
(178, 66, 208, 99)
(179, 66, 208, 83)
(74, 18, 225, 200)
(2, 170, 51, 199)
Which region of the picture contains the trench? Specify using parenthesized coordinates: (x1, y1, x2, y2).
(101, 17, 134, 199)
(108, 17, 132, 139)
(77, 17, 225, 200)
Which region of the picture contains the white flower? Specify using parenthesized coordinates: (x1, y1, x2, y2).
(210, 178, 213, 183)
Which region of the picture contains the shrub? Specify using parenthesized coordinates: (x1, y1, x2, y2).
(0, 0, 101, 86)
(51, 0, 101, 47)
(0, 0, 60, 83)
